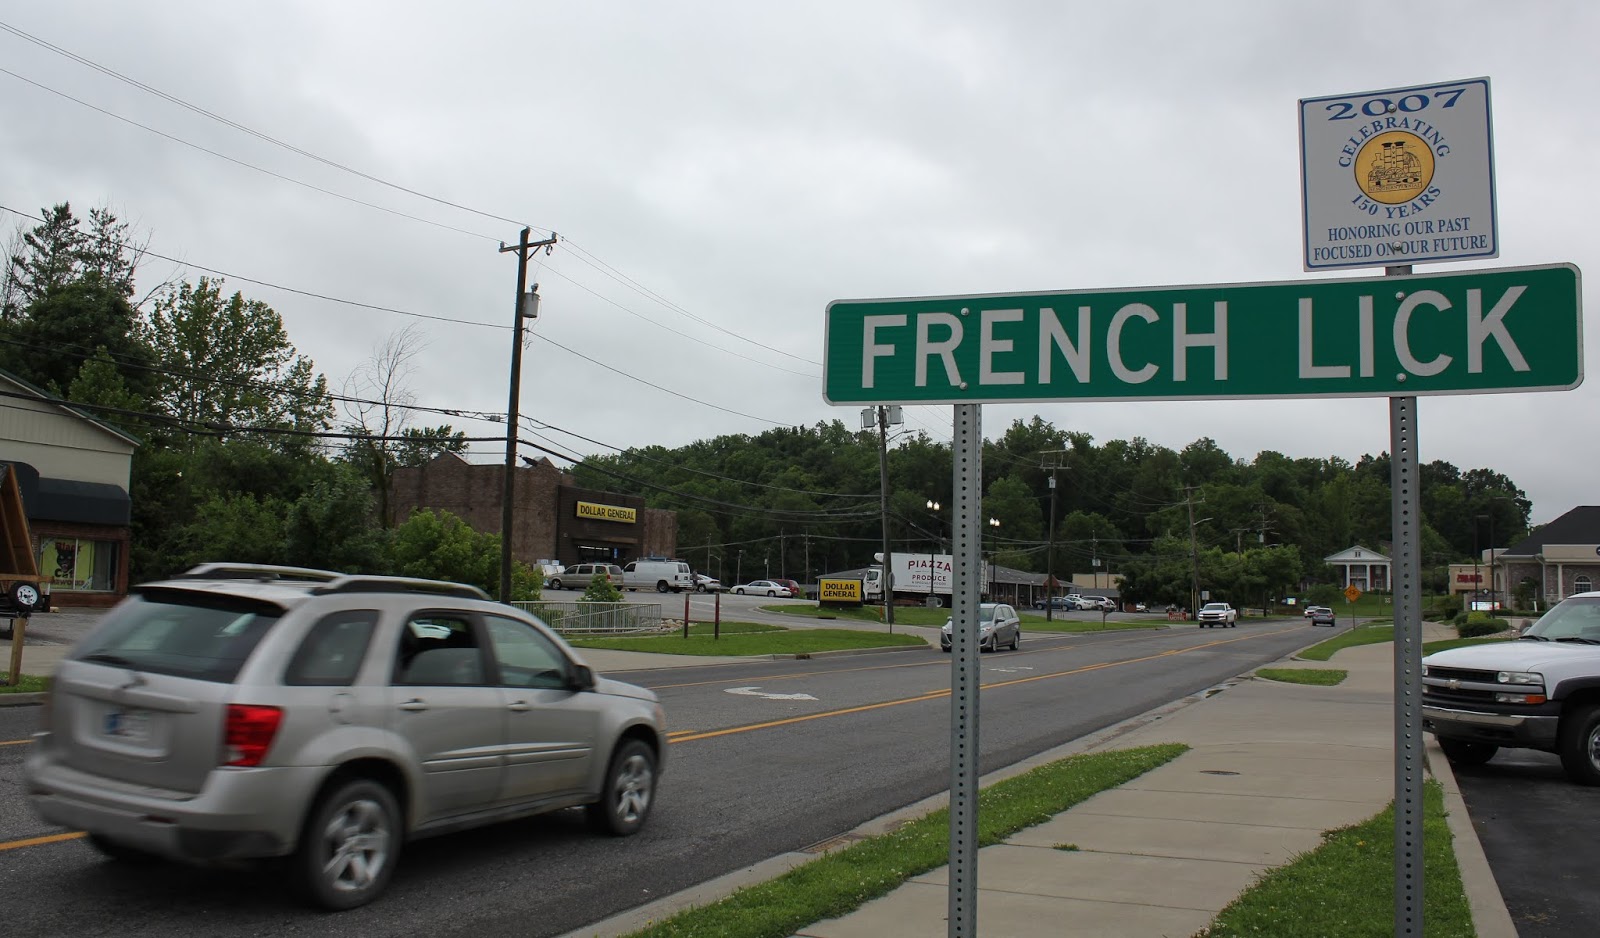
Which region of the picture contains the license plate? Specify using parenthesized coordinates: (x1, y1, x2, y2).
(104, 708, 152, 743)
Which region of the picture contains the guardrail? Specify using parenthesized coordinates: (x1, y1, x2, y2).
(511, 601, 663, 635)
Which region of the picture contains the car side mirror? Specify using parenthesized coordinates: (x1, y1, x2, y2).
(570, 663, 597, 691)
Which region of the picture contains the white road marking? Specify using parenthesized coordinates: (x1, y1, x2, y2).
(725, 685, 819, 701)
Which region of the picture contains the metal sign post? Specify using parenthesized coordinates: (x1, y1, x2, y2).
(946, 402, 983, 938)
(1388, 265, 1425, 937)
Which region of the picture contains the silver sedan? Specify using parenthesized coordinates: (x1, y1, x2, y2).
(940, 603, 1022, 652)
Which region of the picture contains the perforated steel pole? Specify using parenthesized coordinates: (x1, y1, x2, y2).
(948, 403, 982, 937)
(1389, 263, 1424, 937)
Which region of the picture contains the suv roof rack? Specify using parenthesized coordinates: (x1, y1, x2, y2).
(313, 575, 491, 601)
(177, 563, 343, 582)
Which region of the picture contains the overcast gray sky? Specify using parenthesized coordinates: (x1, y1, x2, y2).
(2, 2, 1594, 526)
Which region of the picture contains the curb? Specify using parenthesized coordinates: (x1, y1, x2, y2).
(1425, 736, 1519, 938)
(0, 692, 44, 707)
(769, 643, 932, 661)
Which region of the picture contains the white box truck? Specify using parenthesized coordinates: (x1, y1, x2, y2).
(863, 552, 959, 607)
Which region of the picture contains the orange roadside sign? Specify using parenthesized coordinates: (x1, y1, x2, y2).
(1343, 585, 1362, 603)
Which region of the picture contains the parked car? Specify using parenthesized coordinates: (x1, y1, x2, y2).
(1072, 596, 1102, 611)
(940, 602, 1022, 652)
(732, 580, 792, 597)
(1423, 591, 1600, 784)
(771, 578, 804, 599)
(1197, 602, 1238, 628)
(24, 563, 667, 909)
(1134, 602, 1149, 613)
(548, 562, 624, 591)
(1310, 606, 1337, 627)
(693, 573, 724, 592)
(1033, 596, 1075, 611)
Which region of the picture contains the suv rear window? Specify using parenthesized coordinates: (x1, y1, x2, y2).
(74, 591, 283, 683)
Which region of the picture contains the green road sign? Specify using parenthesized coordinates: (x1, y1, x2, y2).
(823, 264, 1581, 405)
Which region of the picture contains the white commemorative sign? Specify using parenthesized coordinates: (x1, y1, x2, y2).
(1300, 77, 1496, 271)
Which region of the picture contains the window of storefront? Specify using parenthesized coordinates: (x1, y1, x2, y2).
(35, 537, 120, 592)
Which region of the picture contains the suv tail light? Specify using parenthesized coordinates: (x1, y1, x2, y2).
(223, 704, 284, 766)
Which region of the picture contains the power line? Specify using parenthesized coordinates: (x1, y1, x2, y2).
(0, 21, 540, 233)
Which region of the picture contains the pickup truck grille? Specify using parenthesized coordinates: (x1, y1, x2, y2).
(1422, 666, 1536, 706)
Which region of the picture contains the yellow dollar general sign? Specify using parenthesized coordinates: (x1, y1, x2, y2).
(818, 578, 863, 603)
(576, 501, 637, 524)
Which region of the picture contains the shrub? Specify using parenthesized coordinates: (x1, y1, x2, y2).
(1424, 593, 1462, 621)
(1452, 610, 1469, 627)
(1459, 614, 1508, 638)
(580, 571, 624, 603)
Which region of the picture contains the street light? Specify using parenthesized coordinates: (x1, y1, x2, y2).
(987, 517, 1001, 602)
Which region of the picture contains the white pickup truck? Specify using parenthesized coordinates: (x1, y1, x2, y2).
(1423, 591, 1600, 785)
(1197, 602, 1238, 628)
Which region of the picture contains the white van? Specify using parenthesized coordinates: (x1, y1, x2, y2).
(622, 558, 694, 593)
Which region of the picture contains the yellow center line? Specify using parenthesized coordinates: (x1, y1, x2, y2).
(0, 831, 84, 852)
(670, 625, 1301, 744)
(1, 738, 34, 747)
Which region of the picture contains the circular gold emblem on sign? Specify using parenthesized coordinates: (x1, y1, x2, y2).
(1354, 131, 1435, 205)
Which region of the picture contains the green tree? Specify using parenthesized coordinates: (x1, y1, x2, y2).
(386, 508, 541, 600)
(146, 277, 333, 442)
(283, 466, 388, 572)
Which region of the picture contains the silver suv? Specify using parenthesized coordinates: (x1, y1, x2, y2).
(25, 563, 666, 910)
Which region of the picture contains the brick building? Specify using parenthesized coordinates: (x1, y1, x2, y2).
(388, 453, 678, 568)
(1495, 506, 1600, 604)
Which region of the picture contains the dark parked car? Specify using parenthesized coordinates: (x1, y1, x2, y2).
(1033, 596, 1075, 611)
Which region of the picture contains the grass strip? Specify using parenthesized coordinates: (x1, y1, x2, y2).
(620, 744, 1187, 938)
(1298, 625, 1397, 661)
(1256, 667, 1348, 686)
(0, 673, 47, 693)
(1204, 780, 1473, 937)
(1299, 626, 1515, 662)
(570, 626, 926, 656)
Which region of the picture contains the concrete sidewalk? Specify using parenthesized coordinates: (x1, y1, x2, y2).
(783, 623, 1517, 938)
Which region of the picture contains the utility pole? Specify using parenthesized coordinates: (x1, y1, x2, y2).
(1040, 449, 1068, 622)
(497, 227, 558, 603)
(870, 405, 902, 628)
(1187, 486, 1201, 618)
(1046, 471, 1058, 621)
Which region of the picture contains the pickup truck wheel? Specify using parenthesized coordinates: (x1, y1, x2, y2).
(1438, 738, 1498, 767)
(1559, 702, 1600, 785)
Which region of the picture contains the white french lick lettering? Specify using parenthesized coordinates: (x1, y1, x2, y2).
(1467, 287, 1530, 374)
(1298, 298, 1349, 379)
(980, 308, 1026, 385)
(1108, 303, 1158, 384)
(1297, 297, 1375, 379)
(916, 312, 964, 387)
(1172, 301, 1228, 381)
(1038, 306, 1091, 383)
(861, 314, 906, 389)
(1394, 290, 1452, 377)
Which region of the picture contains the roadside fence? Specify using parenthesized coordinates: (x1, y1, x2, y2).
(511, 601, 663, 635)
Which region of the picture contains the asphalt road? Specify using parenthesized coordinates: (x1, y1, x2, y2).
(0, 613, 1324, 938)
(1452, 747, 1600, 937)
